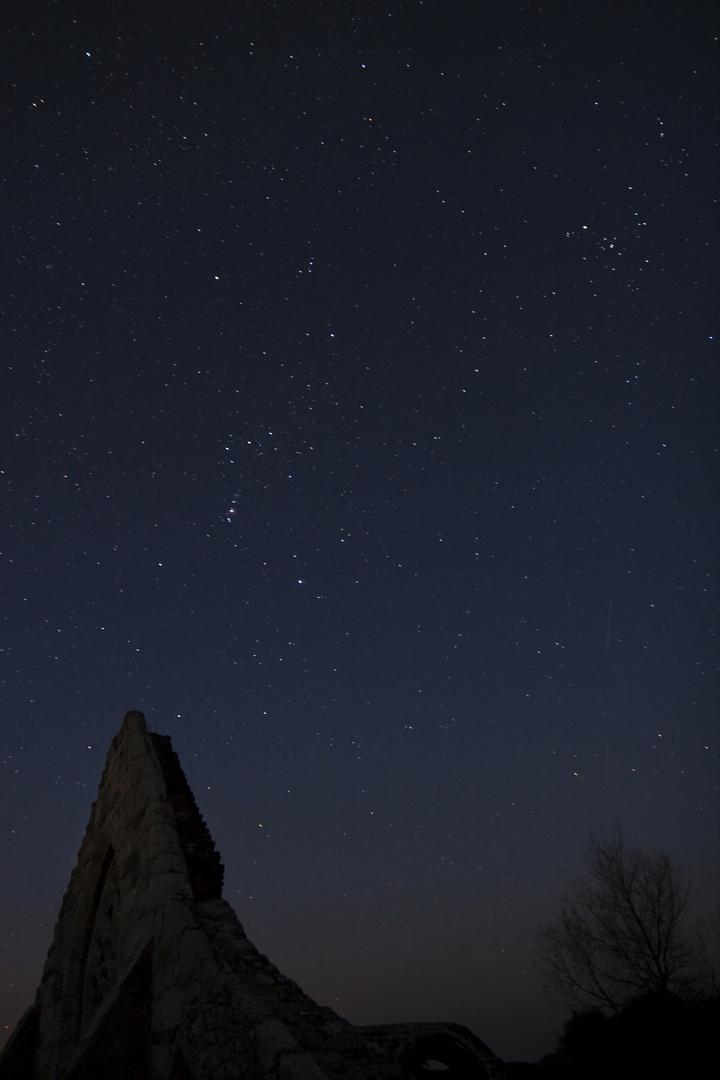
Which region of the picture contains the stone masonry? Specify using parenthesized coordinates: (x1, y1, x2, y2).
(0, 711, 503, 1080)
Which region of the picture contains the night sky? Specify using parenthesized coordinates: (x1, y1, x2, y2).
(1, 0, 717, 1063)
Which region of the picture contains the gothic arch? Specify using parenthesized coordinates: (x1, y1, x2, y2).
(79, 844, 120, 1031)
(57, 835, 117, 1042)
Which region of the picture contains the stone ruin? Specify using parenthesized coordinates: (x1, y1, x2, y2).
(0, 711, 503, 1079)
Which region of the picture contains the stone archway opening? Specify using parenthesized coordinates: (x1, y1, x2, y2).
(401, 1033, 489, 1078)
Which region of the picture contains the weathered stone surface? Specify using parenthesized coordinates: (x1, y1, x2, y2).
(0, 711, 503, 1079)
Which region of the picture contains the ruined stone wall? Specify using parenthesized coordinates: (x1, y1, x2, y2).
(1, 711, 501, 1079)
(33, 711, 193, 1077)
(21, 713, 410, 1078)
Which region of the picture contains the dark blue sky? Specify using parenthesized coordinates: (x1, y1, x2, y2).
(1, 0, 717, 1062)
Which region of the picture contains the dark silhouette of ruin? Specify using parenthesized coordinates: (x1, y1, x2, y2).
(0, 711, 502, 1079)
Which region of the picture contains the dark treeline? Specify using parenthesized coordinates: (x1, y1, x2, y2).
(506, 992, 719, 1079)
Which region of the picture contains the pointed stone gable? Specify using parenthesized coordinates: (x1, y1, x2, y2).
(0, 712, 502, 1080)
